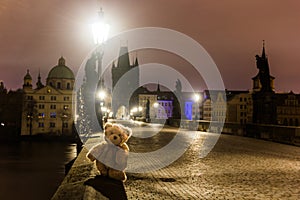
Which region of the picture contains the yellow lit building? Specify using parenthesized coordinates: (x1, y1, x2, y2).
(21, 57, 75, 136)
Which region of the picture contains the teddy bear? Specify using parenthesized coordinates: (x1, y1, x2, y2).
(86, 122, 132, 182)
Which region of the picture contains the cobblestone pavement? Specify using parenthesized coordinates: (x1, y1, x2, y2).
(124, 124, 300, 200)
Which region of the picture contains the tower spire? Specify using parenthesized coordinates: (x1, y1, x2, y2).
(36, 69, 44, 89)
(262, 40, 266, 59)
(157, 81, 161, 92)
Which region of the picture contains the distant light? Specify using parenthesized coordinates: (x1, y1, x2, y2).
(131, 107, 138, 113)
(138, 106, 143, 112)
(101, 107, 107, 112)
(194, 94, 201, 102)
(97, 90, 106, 100)
(1, 123, 4, 126)
(153, 102, 159, 108)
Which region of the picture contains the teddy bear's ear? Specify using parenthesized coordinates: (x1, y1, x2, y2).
(104, 122, 113, 130)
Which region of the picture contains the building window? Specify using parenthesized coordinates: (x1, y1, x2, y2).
(50, 105, 56, 109)
(50, 122, 55, 128)
(38, 122, 44, 128)
(64, 96, 70, 101)
(39, 96, 45, 100)
(38, 104, 45, 109)
(50, 112, 56, 118)
(67, 83, 71, 90)
(240, 105, 243, 109)
(27, 96, 33, 100)
(57, 82, 61, 89)
(63, 122, 68, 128)
(38, 113, 45, 119)
(51, 96, 56, 101)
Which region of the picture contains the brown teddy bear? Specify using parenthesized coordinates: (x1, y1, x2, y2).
(87, 122, 132, 182)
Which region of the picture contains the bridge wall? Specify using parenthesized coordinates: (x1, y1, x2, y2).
(168, 119, 300, 146)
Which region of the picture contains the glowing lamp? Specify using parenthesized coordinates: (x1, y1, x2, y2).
(91, 8, 110, 45)
(97, 90, 106, 100)
(193, 94, 201, 102)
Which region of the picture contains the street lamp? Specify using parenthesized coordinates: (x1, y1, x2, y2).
(91, 7, 110, 130)
(193, 93, 202, 120)
(91, 8, 110, 45)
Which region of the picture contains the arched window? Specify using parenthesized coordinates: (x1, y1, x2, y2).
(57, 82, 61, 89)
(67, 83, 71, 90)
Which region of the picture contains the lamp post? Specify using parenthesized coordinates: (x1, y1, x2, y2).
(193, 93, 202, 120)
(91, 7, 110, 130)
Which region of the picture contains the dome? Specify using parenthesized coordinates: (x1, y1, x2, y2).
(24, 69, 32, 80)
(47, 57, 75, 80)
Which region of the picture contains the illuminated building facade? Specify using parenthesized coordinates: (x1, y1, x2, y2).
(21, 57, 75, 136)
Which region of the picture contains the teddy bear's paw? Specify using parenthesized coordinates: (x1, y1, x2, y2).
(108, 169, 127, 182)
(100, 169, 108, 176)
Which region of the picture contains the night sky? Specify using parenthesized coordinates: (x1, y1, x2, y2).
(0, 0, 299, 92)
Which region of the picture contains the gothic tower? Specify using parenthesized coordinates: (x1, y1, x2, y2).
(111, 46, 140, 118)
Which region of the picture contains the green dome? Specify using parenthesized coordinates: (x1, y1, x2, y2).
(47, 57, 75, 79)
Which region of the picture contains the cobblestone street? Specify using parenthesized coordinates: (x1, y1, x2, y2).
(125, 124, 300, 200)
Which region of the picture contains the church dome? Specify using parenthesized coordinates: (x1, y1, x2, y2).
(24, 69, 32, 80)
(47, 57, 75, 80)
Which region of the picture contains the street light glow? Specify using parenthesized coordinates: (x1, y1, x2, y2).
(138, 106, 143, 112)
(194, 93, 201, 102)
(131, 107, 138, 113)
(101, 107, 107, 112)
(91, 22, 110, 45)
(97, 90, 106, 100)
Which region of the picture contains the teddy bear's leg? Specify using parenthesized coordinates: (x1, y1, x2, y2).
(108, 168, 127, 182)
(96, 162, 108, 176)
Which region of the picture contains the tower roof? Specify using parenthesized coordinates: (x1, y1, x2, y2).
(24, 69, 32, 80)
(117, 46, 130, 68)
(47, 57, 75, 80)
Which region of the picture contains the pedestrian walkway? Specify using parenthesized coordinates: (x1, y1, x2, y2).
(52, 128, 300, 200)
(125, 131, 300, 200)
